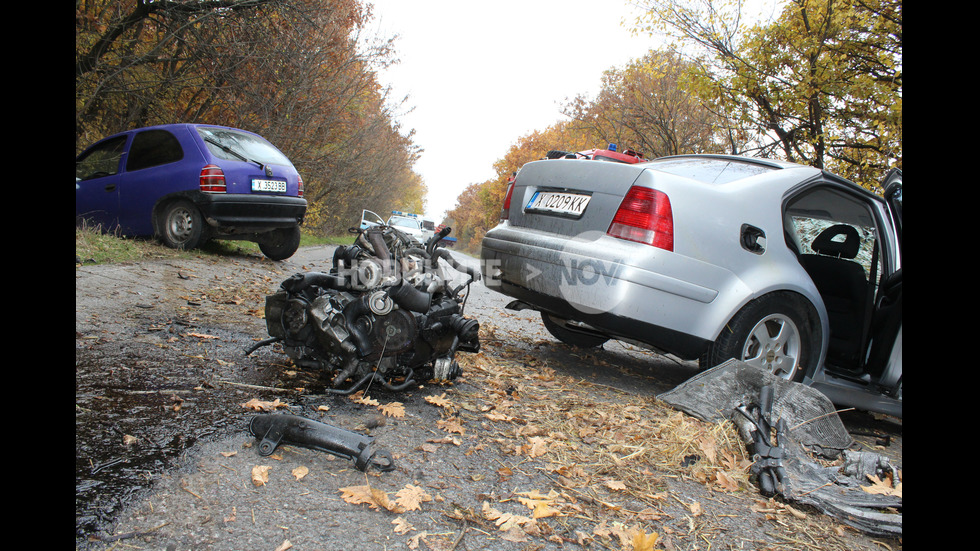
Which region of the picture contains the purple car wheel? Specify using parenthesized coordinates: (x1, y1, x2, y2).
(160, 200, 206, 250)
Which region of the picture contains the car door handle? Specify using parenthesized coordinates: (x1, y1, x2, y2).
(104, 184, 116, 192)
(740, 224, 766, 254)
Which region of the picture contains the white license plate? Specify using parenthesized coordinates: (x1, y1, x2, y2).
(526, 191, 592, 217)
(251, 179, 287, 193)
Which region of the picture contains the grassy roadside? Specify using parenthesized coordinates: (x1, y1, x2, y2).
(75, 224, 350, 265)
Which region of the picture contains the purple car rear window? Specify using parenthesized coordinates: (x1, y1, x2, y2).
(196, 127, 291, 166)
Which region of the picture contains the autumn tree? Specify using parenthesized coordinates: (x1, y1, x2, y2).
(634, 0, 902, 186)
(76, 0, 426, 235)
(447, 124, 594, 252)
(562, 50, 733, 157)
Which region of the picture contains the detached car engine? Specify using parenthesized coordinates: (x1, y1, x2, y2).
(248, 226, 481, 393)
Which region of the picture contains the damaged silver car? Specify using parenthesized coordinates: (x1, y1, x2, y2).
(482, 154, 902, 417)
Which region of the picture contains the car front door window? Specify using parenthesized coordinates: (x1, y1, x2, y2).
(76, 136, 127, 180)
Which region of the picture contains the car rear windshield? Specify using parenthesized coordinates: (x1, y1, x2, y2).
(196, 127, 292, 167)
(646, 157, 777, 184)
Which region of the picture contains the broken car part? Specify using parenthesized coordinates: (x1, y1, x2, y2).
(659, 360, 901, 537)
(735, 385, 789, 498)
(249, 413, 394, 472)
(247, 225, 480, 394)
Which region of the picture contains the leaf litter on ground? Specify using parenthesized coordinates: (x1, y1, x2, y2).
(325, 321, 896, 550)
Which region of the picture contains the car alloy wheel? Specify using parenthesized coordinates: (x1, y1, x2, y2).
(699, 292, 816, 382)
(739, 313, 801, 380)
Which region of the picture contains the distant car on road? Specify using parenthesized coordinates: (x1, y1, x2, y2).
(76, 123, 307, 260)
(359, 209, 435, 244)
(482, 154, 902, 417)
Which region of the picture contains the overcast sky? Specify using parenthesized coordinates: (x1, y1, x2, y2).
(366, 0, 661, 222)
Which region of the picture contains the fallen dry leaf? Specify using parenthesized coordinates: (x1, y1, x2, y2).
(593, 521, 632, 548)
(697, 436, 718, 463)
(241, 398, 288, 411)
(482, 502, 535, 532)
(499, 526, 528, 543)
(392, 517, 415, 534)
(251, 465, 271, 486)
(370, 487, 406, 513)
(292, 466, 309, 480)
(339, 484, 406, 513)
(350, 392, 379, 406)
(437, 417, 465, 435)
(425, 393, 452, 408)
(339, 485, 377, 508)
(522, 436, 549, 458)
(395, 484, 433, 511)
(516, 490, 562, 519)
(185, 332, 220, 339)
(715, 471, 739, 492)
(274, 540, 292, 551)
(862, 474, 902, 497)
(633, 529, 659, 551)
(604, 479, 627, 491)
(379, 402, 405, 418)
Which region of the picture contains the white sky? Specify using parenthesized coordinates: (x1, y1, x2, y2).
(366, 0, 661, 222)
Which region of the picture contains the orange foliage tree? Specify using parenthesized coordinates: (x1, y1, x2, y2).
(75, 0, 425, 235)
(446, 49, 729, 252)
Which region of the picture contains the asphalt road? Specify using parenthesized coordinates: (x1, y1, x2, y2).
(75, 244, 902, 550)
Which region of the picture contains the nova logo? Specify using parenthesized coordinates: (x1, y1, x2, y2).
(556, 231, 628, 315)
(558, 258, 623, 285)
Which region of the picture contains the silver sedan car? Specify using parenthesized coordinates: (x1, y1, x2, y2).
(481, 154, 902, 417)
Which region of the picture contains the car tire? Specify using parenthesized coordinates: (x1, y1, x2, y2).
(258, 226, 301, 261)
(158, 200, 207, 250)
(699, 292, 817, 382)
(541, 313, 609, 348)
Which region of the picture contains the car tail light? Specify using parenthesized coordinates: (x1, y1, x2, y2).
(500, 180, 515, 220)
(200, 164, 226, 193)
(607, 186, 673, 250)
(297, 175, 304, 197)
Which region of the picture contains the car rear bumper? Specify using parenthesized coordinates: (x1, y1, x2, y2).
(198, 194, 307, 229)
(481, 224, 743, 358)
(496, 278, 711, 359)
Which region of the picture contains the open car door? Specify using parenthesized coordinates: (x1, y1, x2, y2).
(359, 209, 385, 230)
(863, 169, 902, 392)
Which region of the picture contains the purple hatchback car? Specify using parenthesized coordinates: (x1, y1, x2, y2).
(76, 123, 307, 260)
